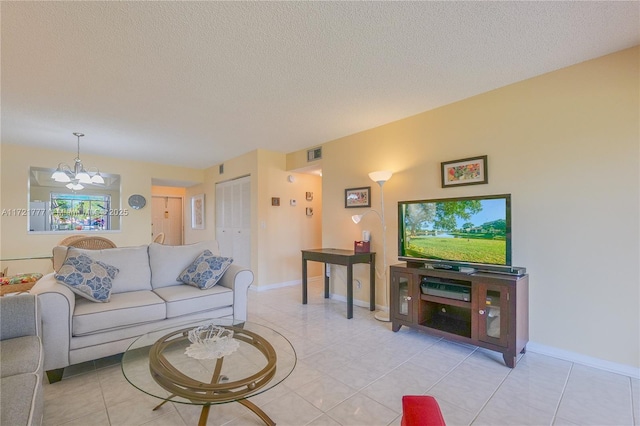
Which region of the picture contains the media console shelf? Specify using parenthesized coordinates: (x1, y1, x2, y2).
(390, 263, 529, 367)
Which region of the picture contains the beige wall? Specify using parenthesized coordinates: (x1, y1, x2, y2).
(196, 149, 323, 287)
(319, 47, 639, 368)
(151, 186, 186, 197)
(0, 143, 203, 273)
(257, 150, 323, 286)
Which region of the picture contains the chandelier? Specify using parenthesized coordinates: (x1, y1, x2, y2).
(51, 132, 104, 190)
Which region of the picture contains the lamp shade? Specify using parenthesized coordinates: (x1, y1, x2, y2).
(66, 182, 84, 191)
(91, 172, 105, 184)
(75, 169, 91, 184)
(368, 170, 393, 184)
(52, 168, 71, 182)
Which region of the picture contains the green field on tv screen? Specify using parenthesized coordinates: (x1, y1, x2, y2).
(406, 236, 506, 265)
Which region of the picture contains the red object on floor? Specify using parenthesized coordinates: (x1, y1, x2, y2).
(401, 395, 446, 426)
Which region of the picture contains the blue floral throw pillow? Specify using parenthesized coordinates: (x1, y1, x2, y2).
(55, 254, 119, 302)
(178, 250, 233, 290)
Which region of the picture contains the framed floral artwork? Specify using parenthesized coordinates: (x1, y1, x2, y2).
(191, 194, 205, 229)
(441, 155, 488, 188)
(345, 186, 371, 208)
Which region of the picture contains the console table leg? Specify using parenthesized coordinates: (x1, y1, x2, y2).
(238, 399, 276, 426)
(302, 258, 308, 304)
(347, 264, 353, 319)
(324, 263, 330, 299)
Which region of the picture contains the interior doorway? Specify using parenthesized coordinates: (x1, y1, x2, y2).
(151, 196, 183, 245)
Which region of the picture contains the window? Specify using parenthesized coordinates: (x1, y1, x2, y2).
(51, 193, 111, 231)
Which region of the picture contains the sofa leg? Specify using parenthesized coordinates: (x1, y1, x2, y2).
(46, 368, 64, 384)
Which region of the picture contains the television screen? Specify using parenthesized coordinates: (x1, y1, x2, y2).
(398, 194, 511, 267)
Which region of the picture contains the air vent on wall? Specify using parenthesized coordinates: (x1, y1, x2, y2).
(307, 147, 322, 162)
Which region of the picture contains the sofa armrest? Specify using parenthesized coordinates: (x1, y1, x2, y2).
(0, 294, 40, 340)
(30, 273, 75, 371)
(217, 264, 253, 322)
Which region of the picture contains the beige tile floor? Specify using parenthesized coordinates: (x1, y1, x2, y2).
(43, 278, 639, 426)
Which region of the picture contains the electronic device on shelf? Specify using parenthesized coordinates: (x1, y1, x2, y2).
(420, 277, 471, 302)
(397, 193, 526, 276)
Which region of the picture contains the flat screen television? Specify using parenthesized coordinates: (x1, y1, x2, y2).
(398, 194, 513, 270)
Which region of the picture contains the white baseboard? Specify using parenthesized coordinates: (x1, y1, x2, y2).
(249, 279, 302, 292)
(527, 341, 639, 379)
(249, 277, 387, 311)
(249, 282, 637, 378)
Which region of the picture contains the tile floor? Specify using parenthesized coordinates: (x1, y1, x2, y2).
(43, 278, 639, 426)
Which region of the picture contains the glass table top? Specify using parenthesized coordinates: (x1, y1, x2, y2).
(121, 318, 297, 407)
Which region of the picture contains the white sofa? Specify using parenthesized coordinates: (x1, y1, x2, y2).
(30, 241, 253, 383)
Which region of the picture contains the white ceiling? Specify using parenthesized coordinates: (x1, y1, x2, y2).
(2, 1, 638, 169)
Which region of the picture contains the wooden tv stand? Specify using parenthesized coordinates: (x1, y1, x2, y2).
(390, 263, 529, 367)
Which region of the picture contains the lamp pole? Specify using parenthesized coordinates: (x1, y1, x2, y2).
(368, 170, 393, 322)
(351, 171, 393, 321)
(373, 179, 390, 321)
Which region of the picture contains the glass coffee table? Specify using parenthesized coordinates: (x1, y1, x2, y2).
(122, 319, 296, 426)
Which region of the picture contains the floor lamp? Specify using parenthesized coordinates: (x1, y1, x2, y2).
(351, 170, 393, 322)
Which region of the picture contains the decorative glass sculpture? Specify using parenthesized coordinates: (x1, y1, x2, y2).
(185, 324, 239, 359)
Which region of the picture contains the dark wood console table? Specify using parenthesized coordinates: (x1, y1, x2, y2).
(301, 248, 376, 319)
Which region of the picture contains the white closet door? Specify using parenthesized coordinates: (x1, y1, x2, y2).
(216, 176, 251, 268)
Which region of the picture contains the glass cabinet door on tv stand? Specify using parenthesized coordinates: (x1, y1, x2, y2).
(476, 282, 509, 348)
(390, 271, 415, 328)
(389, 263, 528, 368)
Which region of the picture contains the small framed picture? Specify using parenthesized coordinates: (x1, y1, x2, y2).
(441, 155, 488, 188)
(191, 194, 205, 229)
(306, 192, 313, 201)
(271, 197, 280, 206)
(345, 186, 371, 208)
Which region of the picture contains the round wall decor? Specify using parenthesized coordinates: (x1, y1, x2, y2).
(128, 194, 147, 210)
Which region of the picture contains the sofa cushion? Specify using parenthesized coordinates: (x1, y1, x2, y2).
(177, 250, 233, 289)
(66, 246, 152, 294)
(0, 373, 42, 426)
(153, 285, 233, 318)
(0, 336, 42, 378)
(72, 290, 166, 336)
(55, 254, 119, 302)
(149, 241, 220, 289)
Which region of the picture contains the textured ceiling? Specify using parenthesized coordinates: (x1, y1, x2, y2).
(2, 1, 638, 169)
